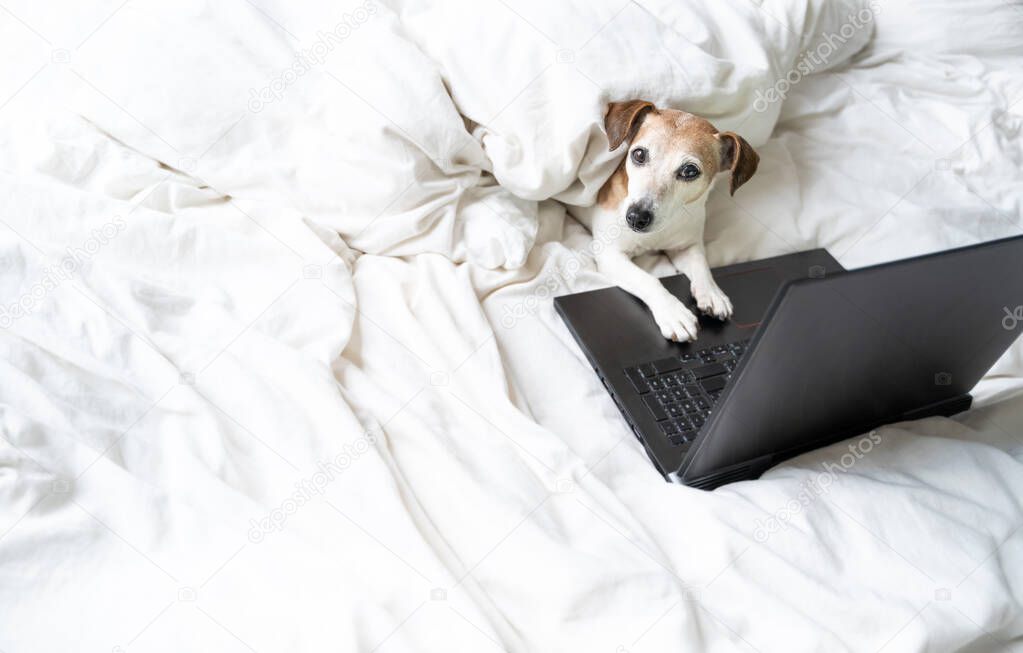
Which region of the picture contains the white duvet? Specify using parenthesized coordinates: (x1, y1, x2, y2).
(1, 0, 1022, 651)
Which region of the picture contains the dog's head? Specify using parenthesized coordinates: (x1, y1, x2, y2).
(603, 100, 759, 233)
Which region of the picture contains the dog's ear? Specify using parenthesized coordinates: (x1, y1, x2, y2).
(718, 132, 760, 195)
(605, 100, 655, 151)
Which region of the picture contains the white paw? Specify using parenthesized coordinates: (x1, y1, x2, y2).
(692, 283, 733, 320)
(651, 296, 700, 342)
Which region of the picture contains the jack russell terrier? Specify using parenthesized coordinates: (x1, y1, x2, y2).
(575, 100, 760, 342)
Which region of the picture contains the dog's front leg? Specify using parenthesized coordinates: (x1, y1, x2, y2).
(669, 244, 733, 320)
(596, 250, 699, 342)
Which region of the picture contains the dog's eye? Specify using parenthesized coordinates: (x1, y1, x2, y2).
(630, 147, 648, 166)
(677, 163, 701, 181)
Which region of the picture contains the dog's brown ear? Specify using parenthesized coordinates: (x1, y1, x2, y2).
(719, 132, 760, 195)
(605, 100, 655, 151)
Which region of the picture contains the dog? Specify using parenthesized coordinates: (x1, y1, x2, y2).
(574, 100, 760, 342)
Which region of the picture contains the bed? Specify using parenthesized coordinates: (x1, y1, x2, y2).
(0, 0, 1021, 650)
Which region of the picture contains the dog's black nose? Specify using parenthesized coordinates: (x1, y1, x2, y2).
(626, 205, 654, 232)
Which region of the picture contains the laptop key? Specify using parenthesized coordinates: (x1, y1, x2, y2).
(679, 429, 697, 442)
(674, 416, 693, 431)
(642, 394, 668, 420)
(640, 363, 657, 378)
(692, 362, 727, 379)
(659, 421, 678, 435)
(669, 434, 686, 446)
(679, 359, 703, 371)
(701, 375, 728, 393)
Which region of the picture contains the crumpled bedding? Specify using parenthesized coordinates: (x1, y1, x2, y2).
(0, 0, 1021, 651)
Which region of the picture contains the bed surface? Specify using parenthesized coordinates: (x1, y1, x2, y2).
(0, 0, 1022, 651)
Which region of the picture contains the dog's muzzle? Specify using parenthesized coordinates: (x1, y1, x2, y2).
(625, 203, 654, 232)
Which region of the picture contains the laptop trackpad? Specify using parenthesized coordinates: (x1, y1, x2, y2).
(713, 266, 785, 327)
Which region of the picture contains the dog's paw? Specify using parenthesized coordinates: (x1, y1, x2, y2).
(651, 296, 700, 342)
(692, 282, 733, 320)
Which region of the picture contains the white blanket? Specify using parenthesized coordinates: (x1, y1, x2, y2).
(1, 0, 1022, 651)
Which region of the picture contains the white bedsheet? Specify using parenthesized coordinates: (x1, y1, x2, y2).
(1, 0, 1022, 651)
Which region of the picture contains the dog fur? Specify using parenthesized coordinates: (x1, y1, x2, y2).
(574, 100, 760, 342)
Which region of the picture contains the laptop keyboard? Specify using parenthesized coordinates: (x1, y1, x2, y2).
(623, 339, 749, 447)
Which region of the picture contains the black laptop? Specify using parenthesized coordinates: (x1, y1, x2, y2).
(555, 235, 1023, 490)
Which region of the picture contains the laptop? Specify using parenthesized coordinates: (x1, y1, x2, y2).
(554, 235, 1023, 490)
